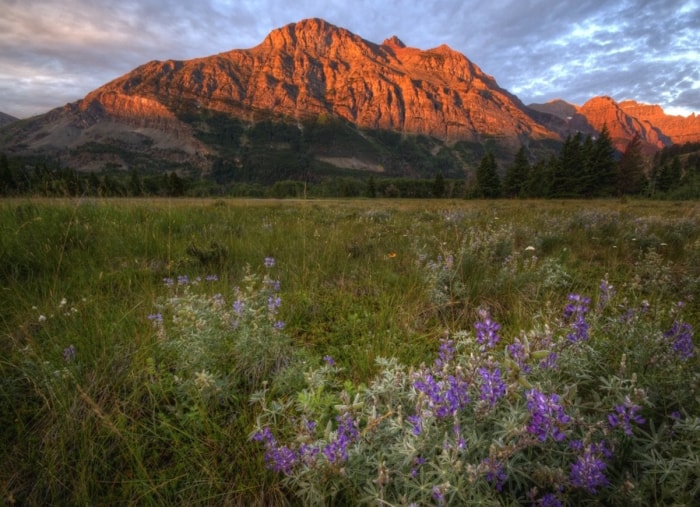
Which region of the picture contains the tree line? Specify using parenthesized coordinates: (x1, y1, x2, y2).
(2, 128, 699, 199)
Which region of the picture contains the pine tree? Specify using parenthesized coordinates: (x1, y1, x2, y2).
(476, 152, 501, 198)
(366, 175, 376, 198)
(617, 134, 647, 195)
(432, 172, 445, 198)
(0, 152, 14, 195)
(504, 146, 530, 197)
(590, 124, 618, 196)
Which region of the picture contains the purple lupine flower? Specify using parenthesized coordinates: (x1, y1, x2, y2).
(434, 338, 455, 369)
(205, 274, 218, 282)
(481, 457, 507, 491)
(432, 485, 446, 506)
(322, 413, 359, 464)
(267, 295, 282, 313)
(162, 277, 174, 287)
(411, 456, 426, 478)
(177, 274, 189, 285)
(598, 277, 615, 308)
(478, 367, 507, 406)
(407, 414, 422, 435)
(63, 344, 76, 363)
(539, 351, 558, 370)
(570, 442, 610, 493)
(265, 279, 282, 292)
(252, 426, 299, 475)
(664, 321, 694, 360)
(534, 493, 563, 507)
(526, 389, 570, 442)
(264, 257, 276, 268)
(273, 320, 285, 330)
(414, 372, 470, 419)
(608, 397, 645, 435)
(323, 355, 336, 367)
(507, 339, 532, 373)
(232, 299, 245, 316)
(147, 313, 163, 323)
(474, 310, 501, 350)
(564, 294, 591, 343)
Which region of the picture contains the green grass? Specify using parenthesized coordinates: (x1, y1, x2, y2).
(1, 197, 698, 505)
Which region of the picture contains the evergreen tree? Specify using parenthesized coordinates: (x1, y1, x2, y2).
(432, 172, 445, 198)
(552, 133, 584, 196)
(590, 124, 618, 196)
(128, 169, 143, 196)
(366, 175, 376, 198)
(617, 134, 647, 195)
(579, 135, 596, 196)
(476, 152, 501, 198)
(504, 146, 530, 197)
(656, 156, 682, 193)
(0, 152, 14, 195)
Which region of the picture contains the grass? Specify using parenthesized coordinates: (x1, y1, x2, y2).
(1, 197, 698, 505)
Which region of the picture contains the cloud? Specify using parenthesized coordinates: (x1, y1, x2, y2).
(0, 0, 698, 118)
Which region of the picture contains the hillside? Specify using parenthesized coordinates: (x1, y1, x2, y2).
(1, 18, 699, 181)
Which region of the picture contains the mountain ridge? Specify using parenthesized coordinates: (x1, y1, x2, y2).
(1, 18, 699, 175)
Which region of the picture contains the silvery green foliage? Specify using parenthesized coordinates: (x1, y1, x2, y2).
(251, 283, 698, 506)
(150, 264, 293, 408)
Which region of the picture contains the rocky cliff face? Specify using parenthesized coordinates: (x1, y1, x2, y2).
(618, 100, 700, 146)
(79, 18, 555, 147)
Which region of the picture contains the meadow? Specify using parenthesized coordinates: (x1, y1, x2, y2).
(1, 197, 698, 506)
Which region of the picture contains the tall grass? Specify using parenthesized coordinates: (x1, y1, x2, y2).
(1, 197, 698, 505)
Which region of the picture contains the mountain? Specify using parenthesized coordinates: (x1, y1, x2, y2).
(1, 18, 699, 178)
(0, 112, 17, 127)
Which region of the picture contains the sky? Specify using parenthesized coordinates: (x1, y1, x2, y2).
(1, 0, 699, 119)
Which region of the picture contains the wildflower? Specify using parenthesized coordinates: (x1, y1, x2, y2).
(432, 484, 447, 506)
(323, 355, 336, 367)
(506, 339, 532, 373)
(387, 252, 397, 258)
(434, 338, 455, 369)
(273, 320, 285, 330)
(407, 414, 422, 435)
(267, 295, 282, 313)
(232, 299, 245, 316)
(205, 274, 219, 282)
(570, 442, 610, 494)
(63, 344, 76, 363)
(162, 277, 174, 286)
(525, 245, 536, 252)
(477, 367, 506, 406)
(608, 397, 645, 435)
(664, 321, 694, 360)
(481, 457, 507, 491)
(177, 274, 189, 285)
(38, 314, 47, 323)
(474, 310, 501, 350)
(563, 294, 591, 343)
(147, 313, 163, 323)
(533, 493, 563, 507)
(526, 389, 570, 442)
(322, 413, 359, 464)
(414, 372, 470, 419)
(598, 277, 615, 308)
(264, 257, 275, 268)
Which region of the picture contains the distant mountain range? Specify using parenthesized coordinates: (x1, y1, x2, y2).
(1, 18, 699, 177)
(0, 111, 18, 127)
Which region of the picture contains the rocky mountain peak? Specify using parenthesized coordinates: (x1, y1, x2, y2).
(382, 35, 406, 49)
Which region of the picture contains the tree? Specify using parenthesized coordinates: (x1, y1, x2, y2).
(656, 156, 682, 193)
(366, 175, 377, 198)
(617, 134, 647, 195)
(590, 124, 618, 196)
(432, 172, 445, 198)
(503, 146, 530, 197)
(476, 152, 501, 198)
(128, 169, 143, 196)
(0, 152, 15, 195)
